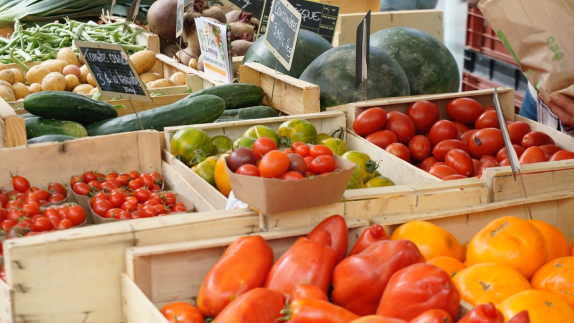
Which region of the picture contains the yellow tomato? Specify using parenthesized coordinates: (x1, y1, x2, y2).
(498, 290, 574, 323)
(391, 220, 464, 261)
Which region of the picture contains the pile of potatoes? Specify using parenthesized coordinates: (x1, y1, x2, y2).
(0, 48, 187, 102)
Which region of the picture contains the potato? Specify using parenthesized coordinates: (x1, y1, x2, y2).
(41, 60, 68, 74)
(86, 73, 97, 87)
(0, 69, 15, 84)
(79, 65, 89, 84)
(170, 72, 187, 86)
(0, 80, 12, 91)
(89, 88, 99, 95)
(29, 83, 42, 94)
(57, 48, 80, 67)
(129, 50, 157, 74)
(11, 82, 29, 100)
(189, 58, 198, 70)
(65, 75, 80, 91)
(152, 73, 163, 79)
(27, 65, 51, 85)
(140, 72, 160, 84)
(73, 84, 94, 95)
(63, 65, 81, 78)
(0, 85, 15, 102)
(0, 63, 6, 71)
(10, 68, 25, 83)
(42, 72, 67, 91)
(147, 79, 175, 89)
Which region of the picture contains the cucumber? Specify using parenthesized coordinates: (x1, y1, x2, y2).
(24, 91, 118, 124)
(218, 105, 280, 121)
(19, 113, 35, 118)
(87, 94, 225, 136)
(185, 84, 264, 110)
(27, 134, 77, 144)
(25, 117, 88, 139)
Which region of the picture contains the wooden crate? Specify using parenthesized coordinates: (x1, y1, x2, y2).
(340, 88, 574, 202)
(0, 97, 25, 148)
(320, 0, 380, 14)
(333, 10, 444, 46)
(164, 111, 488, 230)
(120, 218, 369, 322)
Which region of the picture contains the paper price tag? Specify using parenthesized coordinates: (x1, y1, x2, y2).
(225, 191, 249, 210)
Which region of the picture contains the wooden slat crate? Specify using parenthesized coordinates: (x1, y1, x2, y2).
(0, 97, 25, 148)
(163, 111, 488, 230)
(120, 218, 369, 322)
(333, 10, 444, 47)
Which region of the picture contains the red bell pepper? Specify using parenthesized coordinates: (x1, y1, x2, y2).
(376, 263, 460, 321)
(291, 284, 329, 303)
(307, 215, 348, 263)
(265, 230, 338, 297)
(212, 288, 285, 323)
(505, 311, 529, 323)
(457, 303, 504, 323)
(288, 299, 360, 323)
(332, 240, 425, 315)
(409, 309, 453, 323)
(348, 224, 390, 256)
(197, 235, 274, 318)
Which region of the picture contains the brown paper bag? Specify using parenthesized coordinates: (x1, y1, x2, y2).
(478, 0, 574, 102)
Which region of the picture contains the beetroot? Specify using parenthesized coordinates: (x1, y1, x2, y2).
(148, 0, 178, 41)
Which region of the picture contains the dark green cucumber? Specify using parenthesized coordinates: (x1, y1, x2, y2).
(27, 134, 77, 144)
(24, 91, 118, 124)
(26, 117, 88, 139)
(219, 105, 280, 119)
(185, 83, 264, 110)
(19, 113, 35, 118)
(87, 94, 225, 136)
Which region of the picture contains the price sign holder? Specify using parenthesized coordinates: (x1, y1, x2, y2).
(124, 0, 143, 33)
(356, 10, 371, 101)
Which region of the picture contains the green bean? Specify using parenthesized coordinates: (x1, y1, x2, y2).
(120, 44, 146, 52)
(10, 48, 29, 71)
(59, 29, 75, 38)
(73, 23, 85, 40)
(25, 39, 35, 52)
(81, 31, 94, 42)
(15, 49, 31, 62)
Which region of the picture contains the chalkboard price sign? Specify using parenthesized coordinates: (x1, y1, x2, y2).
(264, 0, 302, 71)
(75, 41, 151, 102)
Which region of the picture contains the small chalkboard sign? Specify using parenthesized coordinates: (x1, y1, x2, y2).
(176, 0, 185, 38)
(75, 41, 151, 102)
(264, 0, 302, 71)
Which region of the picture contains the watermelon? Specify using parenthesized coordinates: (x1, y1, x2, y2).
(370, 27, 460, 96)
(299, 44, 410, 110)
(242, 29, 333, 78)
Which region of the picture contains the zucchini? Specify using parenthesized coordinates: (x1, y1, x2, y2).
(185, 84, 264, 110)
(25, 117, 88, 139)
(87, 94, 225, 136)
(27, 134, 77, 144)
(218, 105, 280, 121)
(24, 91, 118, 124)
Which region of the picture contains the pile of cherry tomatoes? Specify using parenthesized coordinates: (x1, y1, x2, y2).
(71, 170, 164, 197)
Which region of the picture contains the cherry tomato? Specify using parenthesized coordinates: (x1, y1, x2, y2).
(539, 145, 563, 160)
(483, 105, 495, 111)
(472, 159, 483, 176)
(129, 170, 141, 179)
(452, 121, 470, 138)
(134, 188, 151, 203)
(128, 179, 143, 191)
(92, 199, 113, 218)
(252, 137, 278, 160)
(283, 149, 294, 155)
(100, 182, 118, 193)
(429, 164, 458, 179)
(82, 171, 97, 183)
(383, 111, 416, 144)
(294, 144, 310, 158)
(11, 175, 30, 193)
(475, 110, 501, 129)
(43, 208, 58, 219)
(236, 164, 261, 177)
(550, 150, 574, 161)
(160, 302, 205, 323)
(508, 121, 532, 145)
(66, 205, 86, 226)
(309, 145, 334, 158)
(108, 191, 125, 208)
(445, 149, 474, 177)
(496, 145, 526, 162)
(1, 219, 17, 232)
(432, 139, 470, 161)
(7, 209, 26, 221)
(310, 155, 337, 174)
(140, 205, 158, 218)
(70, 176, 83, 186)
(280, 171, 305, 180)
(117, 210, 132, 220)
(386, 142, 411, 163)
(163, 192, 177, 207)
(304, 156, 314, 171)
(365, 130, 398, 149)
(24, 193, 40, 204)
(48, 183, 66, 196)
(406, 100, 440, 134)
(259, 150, 291, 178)
(105, 208, 123, 219)
(522, 131, 556, 148)
(48, 216, 61, 227)
(91, 192, 109, 207)
(47, 194, 66, 203)
(519, 146, 547, 164)
(151, 184, 162, 192)
(121, 201, 137, 212)
(33, 217, 54, 232)
(57, 218, 73, 230)
(477, 159, 500, 176)
(287, 154, 307, 175)
(468, 128, 505, 159)
(408, 135, 431, 161)
(150, 171, 163, 185)
(87, 180, 102, 190)
(291, 142, 306, 150)
(107, 172, 119, 179)
(429, 120, 459, 146)
(420, 156, 440, 171)
(353, 107, 387, 136)
(173, 203, 187, 213)
(446, 97, 483, 125)
(105, 177, 122, 189)
(117, 175, 130, 186)
(442, 174, 467, 180)
(22, 203, 41, 217)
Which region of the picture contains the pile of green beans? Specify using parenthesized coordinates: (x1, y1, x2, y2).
(0, 18, 147, 64)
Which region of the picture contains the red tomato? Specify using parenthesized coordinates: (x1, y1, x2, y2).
(446, 97, 483, 125)
(22, 203, 41, 216)
(386, 143, 411, 163)
(0, 194, 7, 208)
(496, 145, 526, 162)
(108, 191, 125, 208)
(121, 201, 137, 212)
(294, 144, 310, 158)
(48, 183, 66, 196)
(281, 171, 305, 180)
(48, 194, 66, 203)
(432, 139, 470, 161)
(117, 175, 129, 186)
(311, 156, 337, 174)
(353, 107, 387, 136)
(82, 171, 97, 183)
(107, 172, 119, 179)
(442, 174, 468, 181)
(162, 192, 177, 206)
(522, 131, 556, 148)
(100, 182, 117, 193)
(468, 128, 505, 159)
(24, 193, 40, 204)
(539, 145, 563, 160)
(445, 149, 474, 177)
(477, 159, 500, 176)
(33, 217, 54, 232)
(480, 155, 498, 164)
(105, 208, 122, 219)
(236, 164, 261, 177)
(309, 145, 334, 158)
(11, 175, 30, 193)
(140, 205, 158, 218)
(253, 137, 278, 160)
(483, 105, 495, 111)
(365, 130, 398, 149)
(134, 188, 151, 203)
(499, 158, 511, 166)
(129, 170, 141, 179)
(519, 146, 547, 164)
(283, 148, 294, 155)
(6, 199, 23, 209)
(304, 156, 314, 170)
(474, 110, 501, 129)
(1, 219, 17, 232)
(507, 121, 532, 145)
(66, 205, 86, 226)
(57, 218, 73, 229)
(406, 100, 440, 134)
(138, 174, 154, 188)
(291, 284, 329, 304)
(70, 176, 82, 186)
(452, 121, 470, 138)
(429, 120, 459, 146)
(92, 199, 113, 218)
(91, 192, 109, 207)
(383, 111, 416, 144)
(292, 142, 306, 150)
(128, 179, 143, 190)
(420, 157, 440, 172)
(35, 189, 50, 201)
(259, 150, 291, 178)
(87, 180, 102, 190)
(429, 164, 458, 179)
(408, 135, 431, 161)
(160, 302, 205, 323)
(550, 150, 574, 161)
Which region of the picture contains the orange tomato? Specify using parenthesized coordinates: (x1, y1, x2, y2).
(214, 154, 231, 197)
(350, 316, 407, 323)
(543, 268, 574, 309)
(427, 256, 466, 278)
(391, 220, 464, 261)
(466, 216, 547, 279)
(452, 263, 531, 307)
(498, 290, 574, 323)
(528, 220, 570, 262)
(531, 257, 574, 290)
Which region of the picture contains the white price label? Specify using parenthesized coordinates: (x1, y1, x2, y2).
(225, 191, 249, 210)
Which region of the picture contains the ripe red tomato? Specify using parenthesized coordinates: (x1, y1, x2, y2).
(162, 192, 177, 206)
(519, 146, 547, 164)
(383, 111, 416, 144)
(35, 189, 50, 201)
(87, 180, 102, 190)
(472, 159, 482, 176)
(129, 170, 141, 179)
(550, 150, 574, 161)
(134, 188, 151, 203)
(432, 139, 470, 161)
(107, 172, 118, 179)
(0, 194, 7, 208)
(365, 130, 398, 149)
(429, 164, 458, 179)
(32, 217, 54, 232)
(259, 150, 291, 178)
(499, 158, 511, 166)
(480, 155, 498, 164)
(477, 159, 500, 176)
(522, 131, 556, 148)
(121, 201, 137, 212)
(91, 192, 109, 207)
(420, 156, 440, 171)
(292, 142, 306, 150)
(24, 193, 40, 204)
(468, 128, 505, 159)
(105, 208, 123, 219)
(57, 218, 73, 229)
(72, 182, 90, 196)
(429, 120, 459, 146)
(309, 145, 334, 158)
(150, 171, 163, 185)
(475, 110, 501, 129)
(294, 144, 310, 158)
(408, 135, 431, 161)
(70, 176, 82, 186)
(82, 171, 97, 183)
(47, 183, 66, 196)
(446, 97, 483, 125)
(117, 175, 129, 186)
(445, 149, 474, 177)
(310, 155, 337, 174)
(452, 122, 470, 138)
(140, 205, 158, 218)
(304, 156, 314, 170)
(280, 171, 305, 180)
(539, 145, 562, 160)
(128, 179, 143, 191)
(23, 203, 41, 216)
(442, 174, 468, 181)
(11, 175, 30, 193)
(108, 191, 125, 208)
(507, 121, 532, 145)
(66, 205, 86, 226)
(386, 143, 411, 163)
(496, 145, 526, 162)
(139, 174, 154, 188)
(48, 194, 66, 203)
(483, 105, 495, 111)
(160, 302, 205, 323)
(236, 164, 261, 177)
(253, 137, 278, 160)
(353, 107, 387, 136)
(406, 100, 440, 134)
(92, 199, 113, 217)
